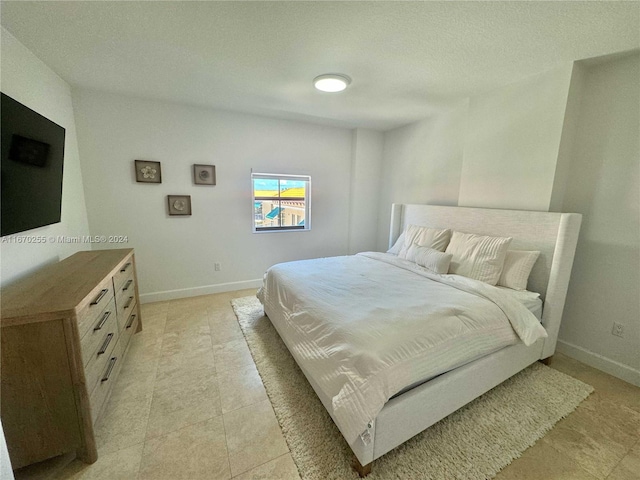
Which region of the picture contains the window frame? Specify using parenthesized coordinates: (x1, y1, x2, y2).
(251, 172, 311, 233)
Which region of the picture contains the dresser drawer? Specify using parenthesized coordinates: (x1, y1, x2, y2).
(115, 288, 136, 332)
(119, 308, 139, 353)
(77, 278, 115, 339)
(85, 325, 119, 396)
(113, 259, 134, 292)
(89, 332, 127, 425)
(79, 298, 117, 367)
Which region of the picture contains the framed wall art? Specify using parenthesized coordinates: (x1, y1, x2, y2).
(193, 164, 216, 185)
(167, 195, 192, 216)
(135, 160, 162, 183)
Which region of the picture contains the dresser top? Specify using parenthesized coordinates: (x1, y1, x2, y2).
(1, 249, 134, 326)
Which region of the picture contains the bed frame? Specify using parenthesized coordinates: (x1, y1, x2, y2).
(265, 204, 581, 476)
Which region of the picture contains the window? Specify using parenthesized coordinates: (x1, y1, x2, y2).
(252, 173, 311, 232)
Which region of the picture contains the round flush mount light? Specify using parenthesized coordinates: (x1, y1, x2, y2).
(313, 74, 351, 93)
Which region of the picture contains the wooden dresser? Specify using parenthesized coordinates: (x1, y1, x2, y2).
(0, 249, 143, 469)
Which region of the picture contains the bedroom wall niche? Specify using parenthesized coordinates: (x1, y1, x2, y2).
(554, 52, 640, 385)
(0, 28, 90, 287)
(458, 63, 574, 211)
(72, 88, 355, 301)
(377, 55, 638, 384)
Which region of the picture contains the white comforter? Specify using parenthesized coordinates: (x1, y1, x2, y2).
(257, 252, 547, 444)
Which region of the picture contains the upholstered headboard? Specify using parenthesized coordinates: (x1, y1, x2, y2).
(388, 204, 581, 358)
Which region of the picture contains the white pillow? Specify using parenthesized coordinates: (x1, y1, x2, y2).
(405, 243, 453, 274)
(398, 225, 451, 258)
(498, 250, 540, 291)
(445, 231, 512, 285)
(386, 232, 406, 255)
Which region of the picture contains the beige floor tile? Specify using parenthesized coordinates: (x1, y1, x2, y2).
(156, 348, 216, 378)
(118, 343, 161, 374)
(139, 303, 168, 316)
(152, 364, 220, 411)
(213, 338, 255, 373)
(166, 301, 209, 319)
(146, 392, 222, 440)
(108, 364, 158, 404)
(608, 441, 640, 480)
(129, 325, 165, 346)
(209, 312, 244, 346)
(223, 399, 289, 477)
(494, 438, 599, 480)
(217, 363, 268, 414)
(110, 348, 161, 402)
(140, 301, 169, 316)
(560, 391, 640, 445)
(147, 361, 221, 438)
(161, 323, 212, 356)
(53, 443, 144, 480)
(94, 391, 153, 455)
(539, 420, 628, 478)
(231, 453, 300, 480)
(163, 316, 209, 335)
(139, 306, 167, 320)
(137, 319, 166, 338)
(550, 354, 640, 414)
(125, 335, 163, 365)
(138, 417, 230, 480)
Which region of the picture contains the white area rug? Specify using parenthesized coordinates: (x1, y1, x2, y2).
(231, 296, 593, 480)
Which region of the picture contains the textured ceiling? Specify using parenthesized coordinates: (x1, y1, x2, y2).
(2, 1, 638, 130)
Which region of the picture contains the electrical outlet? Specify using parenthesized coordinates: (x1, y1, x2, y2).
(214, 262, 221, 271)
(612, 322, 624, 338)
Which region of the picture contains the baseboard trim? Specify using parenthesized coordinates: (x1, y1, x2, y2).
(556, 340, 640, 387)
(139, 279, 263, 304)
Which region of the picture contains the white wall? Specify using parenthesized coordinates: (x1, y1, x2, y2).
(0, 28, 90, 286)
(377, 102, 468, 250)
(459, 64, 573, 211)
(555, 53, 640, 385)
(348, 128, 384, 254)
(0, 421, 13, 480)
(549, 63, 585, 212)
(72, 89, 354, 302)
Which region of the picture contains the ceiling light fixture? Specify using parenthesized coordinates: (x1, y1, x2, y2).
(313, 74, 351, 93)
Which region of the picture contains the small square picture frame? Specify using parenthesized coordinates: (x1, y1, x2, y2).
(135, 160, 162, 183)
(193, 164, 216, 185)
(167, 195, 192, 216)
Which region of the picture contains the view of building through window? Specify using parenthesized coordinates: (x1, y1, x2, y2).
(252, 173, 311, 231)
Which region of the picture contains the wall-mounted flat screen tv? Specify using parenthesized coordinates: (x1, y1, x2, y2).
(1, 92, 66, 237)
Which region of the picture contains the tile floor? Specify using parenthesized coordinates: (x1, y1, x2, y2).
(15, 289, 640, 480)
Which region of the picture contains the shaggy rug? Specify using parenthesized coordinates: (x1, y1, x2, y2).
(231, 296, 593, 480)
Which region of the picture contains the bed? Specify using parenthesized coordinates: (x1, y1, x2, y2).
(257, 204, 581, 476)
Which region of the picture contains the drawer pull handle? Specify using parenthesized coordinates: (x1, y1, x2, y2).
(91, 289, 109, 306)
(122, 280, 133, 291)
(97, 333, 114, 355)
(124, 296, 134, 309)
(126, 314, 136, 329)
(93, 311, 111, 331)
(101, 357, 117, 382)
(120, 263, 131, 273)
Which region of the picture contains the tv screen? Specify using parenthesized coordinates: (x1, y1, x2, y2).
(1, 92, 66, 237)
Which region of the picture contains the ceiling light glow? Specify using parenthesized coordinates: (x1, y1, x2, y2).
(314, 74, 351, 93)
